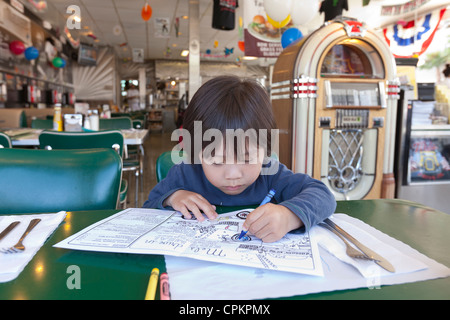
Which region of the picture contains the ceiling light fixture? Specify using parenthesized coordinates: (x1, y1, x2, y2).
(181, 50, 189, 57)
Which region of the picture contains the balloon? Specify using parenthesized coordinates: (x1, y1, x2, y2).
(290, 0, 320, 26)
(24, 46, 39, 60)
(9, 40, 25, 55)
(238, 40, 245, 52)
(141, 3, 152, 21)
(263, 0, 292, 22)
(267, 14, 291, 29)
(281, 28, 303, 48)
(52, 57, 66, 68)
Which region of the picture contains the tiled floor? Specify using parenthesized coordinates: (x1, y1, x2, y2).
(124, 132, 177, 208)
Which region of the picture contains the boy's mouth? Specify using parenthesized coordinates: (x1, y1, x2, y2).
(223, 185, 244, 192)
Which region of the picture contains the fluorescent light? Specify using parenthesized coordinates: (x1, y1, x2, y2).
(242, 56, 258, 60)
(181, 50, 189, 57)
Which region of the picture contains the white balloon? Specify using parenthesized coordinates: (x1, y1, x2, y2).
(290, 0, 320, 26)
(263, 0, 293, 22)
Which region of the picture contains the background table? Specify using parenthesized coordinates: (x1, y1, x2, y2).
(0, 199, 449, 299)
(6, 128, 148, 147)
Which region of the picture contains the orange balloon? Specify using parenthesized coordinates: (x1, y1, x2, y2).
(141, 4, 152, 21)
(238, 41, 245, 52)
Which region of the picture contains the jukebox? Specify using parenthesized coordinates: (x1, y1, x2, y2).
(271, 18, 400, 200)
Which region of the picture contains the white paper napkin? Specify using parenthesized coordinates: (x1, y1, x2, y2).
(0, 212, 66, 283)
(313, 214, 428, 278)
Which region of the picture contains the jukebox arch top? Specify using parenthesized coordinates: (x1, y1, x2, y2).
(271, 19, 399, 200)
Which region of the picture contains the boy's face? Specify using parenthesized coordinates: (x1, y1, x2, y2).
(199, 141, 264, 195)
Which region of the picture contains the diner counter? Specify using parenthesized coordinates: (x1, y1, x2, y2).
(0, 199, 449, 300)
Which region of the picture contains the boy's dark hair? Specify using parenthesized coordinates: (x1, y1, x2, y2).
(182, 75, 277, 163)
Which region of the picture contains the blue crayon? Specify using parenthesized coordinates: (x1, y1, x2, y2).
(238, 189, 276, 240)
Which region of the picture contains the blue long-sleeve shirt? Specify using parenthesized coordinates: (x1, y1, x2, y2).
(143, 161, 336, 232)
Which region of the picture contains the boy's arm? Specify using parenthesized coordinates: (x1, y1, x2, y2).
(270, 164, 337, 232)
(142, 165, 183, 209)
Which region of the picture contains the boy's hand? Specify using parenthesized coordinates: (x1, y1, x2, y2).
(163, 190, 218, 221)
(242, 203, 303, 243)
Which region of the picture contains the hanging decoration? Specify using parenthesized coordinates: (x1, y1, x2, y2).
(237, 16, 244, 52)
(141, 2, 152, 21)
(174, 17, 180, 37)
(9, 40, 26, 55)
(87, 32, 97, 40)
(383, 8, 446, 58)
(266, 14, 291, 29)
(64, 26, 80, 49)
(164, 47, 171, 58)
(52, 57, 66, 68)
(113, 25, 122, 36)
(320, 0, 348, 22)
(263, 0, 292, 28)
(238, 41, 245, 52)
(381, 0, 431, 16)
(224, 47, 234, 56)
(281, 27, 303, 48)
(291, 0, 320, 25)
(24, 46, 39, 60)
(28, 0, 48, 12)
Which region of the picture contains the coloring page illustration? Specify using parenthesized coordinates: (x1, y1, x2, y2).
(55, 208, 323, 276)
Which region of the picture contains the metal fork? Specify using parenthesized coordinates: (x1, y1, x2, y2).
(1, 218, 41, 254)
(319, 222, 375, 261)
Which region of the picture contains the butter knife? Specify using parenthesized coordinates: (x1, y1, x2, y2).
(324, 218, 395, 273)
(0, 221, 20, 242)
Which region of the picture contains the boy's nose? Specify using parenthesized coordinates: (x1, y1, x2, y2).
(224, 164, 243, 180)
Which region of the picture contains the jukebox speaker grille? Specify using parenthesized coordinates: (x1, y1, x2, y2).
(328, 129, 364, 195)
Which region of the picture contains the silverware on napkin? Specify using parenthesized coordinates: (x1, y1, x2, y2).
(324, 218, 395, 273)
(0, 221, 20, 242)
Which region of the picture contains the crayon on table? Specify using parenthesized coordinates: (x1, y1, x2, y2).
(159, 272, 171, 300)
(144, 268, 159, 300)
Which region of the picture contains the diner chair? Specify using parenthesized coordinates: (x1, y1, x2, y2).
(0, 132, 12, 148)
(156, 151, 185, 182)
(38, 130, 129, 208)
(99, 117, 143, 206)
(31, 118, 53, 129)
(0, 148, 122, 214)
(99, 117, 133, 130)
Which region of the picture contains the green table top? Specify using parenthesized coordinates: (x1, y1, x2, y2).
(0, 199, 449, 300)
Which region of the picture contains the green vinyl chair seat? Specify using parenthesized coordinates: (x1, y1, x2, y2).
(38, 130, 128, 207)
(156, 151, 185, 182)
(39, 130, 125, 156)
(99, 117, 133, 130)
(31, 119, 53, 129)
(0, 148, 122, 214)
(0, 132, 12, 148)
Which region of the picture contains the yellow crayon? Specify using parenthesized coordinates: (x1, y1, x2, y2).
(145, 268, 159, 300)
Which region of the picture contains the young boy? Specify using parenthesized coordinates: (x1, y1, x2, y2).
(143, 76, 336, 242)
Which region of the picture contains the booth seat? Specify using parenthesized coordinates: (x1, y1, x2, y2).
(0, 109, 27, 128)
